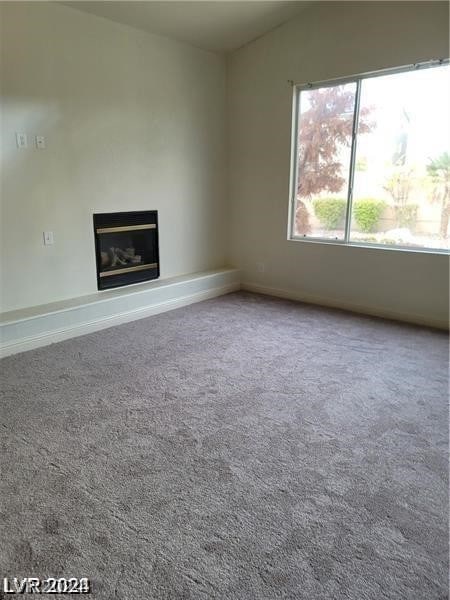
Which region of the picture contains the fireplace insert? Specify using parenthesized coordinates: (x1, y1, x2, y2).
(93, 211, 159, 290)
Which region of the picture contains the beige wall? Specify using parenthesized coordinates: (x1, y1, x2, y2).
(228, 1, 449, 326)
(2, 1, 449, 326)
(0, 2, 227, 312)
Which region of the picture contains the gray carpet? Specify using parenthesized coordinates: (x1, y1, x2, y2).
(0, 292, 448, 599)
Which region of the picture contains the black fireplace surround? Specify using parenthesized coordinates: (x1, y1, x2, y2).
(93, 211, 160, 290)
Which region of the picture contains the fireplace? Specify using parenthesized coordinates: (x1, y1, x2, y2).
(93, 211, 159, 290)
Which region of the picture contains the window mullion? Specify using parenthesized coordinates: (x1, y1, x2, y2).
(344, 80, 362, 243)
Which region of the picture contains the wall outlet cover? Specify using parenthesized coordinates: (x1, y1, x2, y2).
(36, 135, 46, 149)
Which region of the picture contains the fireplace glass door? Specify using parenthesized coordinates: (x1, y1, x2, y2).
(93, 211, 159, 290)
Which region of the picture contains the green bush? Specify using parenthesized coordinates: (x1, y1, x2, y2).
(353, 199, 386, 233)
(312, 197, 347, 230)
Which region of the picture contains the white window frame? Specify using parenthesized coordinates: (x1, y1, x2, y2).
(288, 59, 450, 254)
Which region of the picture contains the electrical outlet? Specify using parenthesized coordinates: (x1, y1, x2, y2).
(36, 135, 46, 149)
(256, 262, 265, 273)
(16, 133, 27, 149)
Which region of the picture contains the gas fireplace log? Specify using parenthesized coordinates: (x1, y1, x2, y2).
(100, 251, 109, 267)
(106, 247, 141, 268)
(109, 247, 126, 267)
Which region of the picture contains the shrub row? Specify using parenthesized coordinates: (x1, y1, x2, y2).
(312, 198, 346, 229)
(312, 197, 387, 232)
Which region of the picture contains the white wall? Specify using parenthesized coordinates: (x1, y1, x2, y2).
(2, 1, 448, 326)
(228, 1, 449, 327)
(0, 2, 227, 312)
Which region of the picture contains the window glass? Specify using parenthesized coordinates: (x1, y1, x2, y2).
(291, 63, 450, 252)
(350, 66, 450, 250)
(294, 83, 356, 240)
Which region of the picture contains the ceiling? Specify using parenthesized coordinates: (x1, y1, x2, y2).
(62, 1, 312, 53)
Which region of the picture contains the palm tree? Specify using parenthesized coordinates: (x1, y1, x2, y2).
(427, 152, 450, 238)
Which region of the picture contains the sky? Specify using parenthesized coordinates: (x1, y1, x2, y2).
(357, 64, 449, 171)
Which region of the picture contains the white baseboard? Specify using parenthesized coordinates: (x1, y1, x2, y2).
(2, 270, 446, 358)
(0, 269, 240, 357)
(241, 282, 448, 331)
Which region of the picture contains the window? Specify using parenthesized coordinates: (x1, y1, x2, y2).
(289, 61, 450, 252)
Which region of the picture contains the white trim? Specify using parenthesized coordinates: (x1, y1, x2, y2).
(292, 58, 449, 90)
(288, 236, 449, 255)
(241, 281, 449, 331)
(0, 269, 240, 357)
(2, 269, 447, 357)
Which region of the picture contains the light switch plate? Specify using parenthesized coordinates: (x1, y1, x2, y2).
(16, 133, 27, 148)
(43, 231, 54, 245)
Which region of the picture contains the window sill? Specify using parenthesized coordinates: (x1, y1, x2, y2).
(288, 236, 450, 255)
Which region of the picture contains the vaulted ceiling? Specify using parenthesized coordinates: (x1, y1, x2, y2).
(62, 1, 312, 53)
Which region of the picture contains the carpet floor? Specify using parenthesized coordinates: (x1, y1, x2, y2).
(0, 292, 448, 599)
